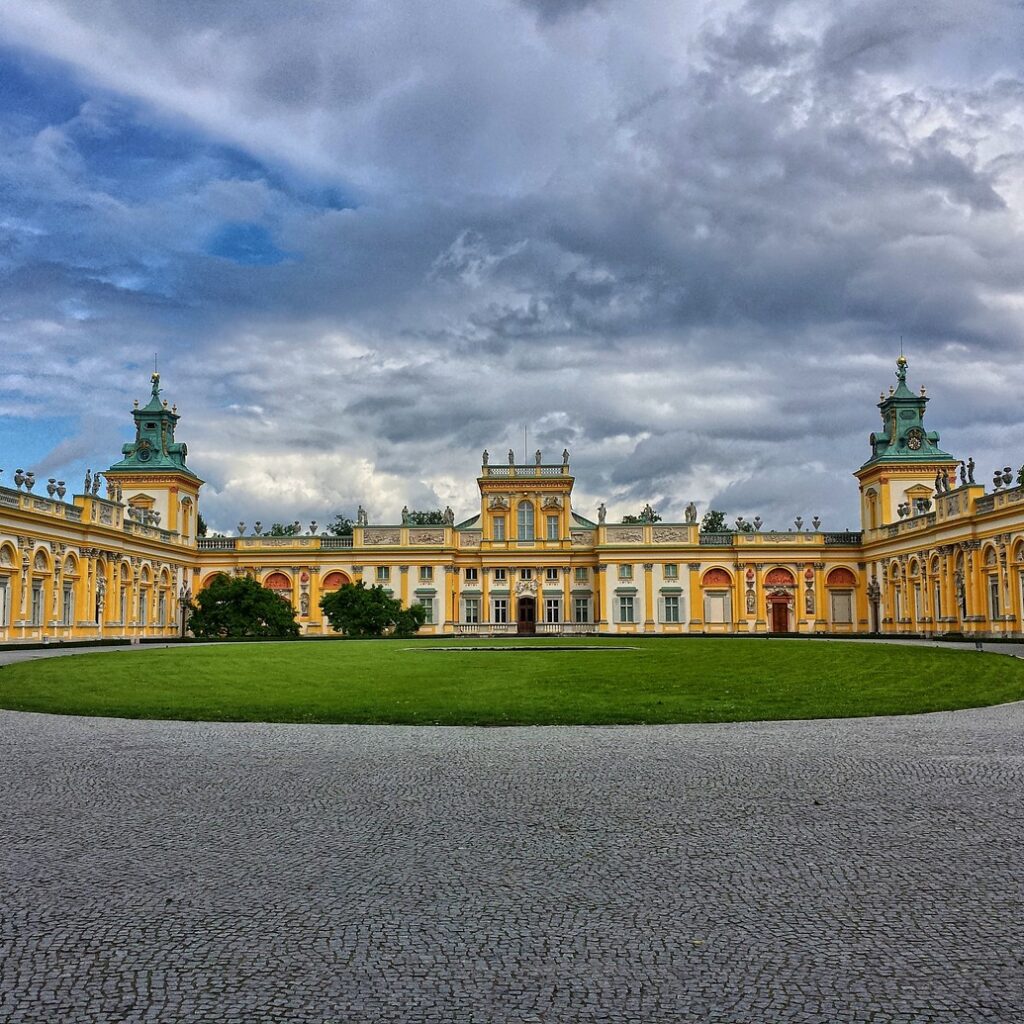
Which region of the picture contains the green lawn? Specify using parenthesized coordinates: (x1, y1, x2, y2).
(0, 638, 1022, 725)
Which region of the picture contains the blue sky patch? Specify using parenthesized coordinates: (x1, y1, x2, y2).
(205, 222, 290, 266)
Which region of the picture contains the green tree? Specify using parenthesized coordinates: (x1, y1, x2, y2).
(188, 575, 300, 638)
(196, 513, 208, 538)
(326, 514, 354, 537)
(700, 509, 729, 533)
(622, 505, 662, 524)
(320, 581, 426, 638)
(406, 510, 445, 525)
(268, 522, 300, 536)
(394, 603, 428, 638)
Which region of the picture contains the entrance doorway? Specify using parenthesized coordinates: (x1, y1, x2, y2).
(517, 597, 537, 635)
(769, 600, 789, 633)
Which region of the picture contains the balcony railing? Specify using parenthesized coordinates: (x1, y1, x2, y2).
(699, 533, 733, 546)
(197, 537, 237, 551)
(452, 622, 596, 636)
(482, 464, 570, 478)
(321, 536, 354, 548)
(823, 531, 862, 545)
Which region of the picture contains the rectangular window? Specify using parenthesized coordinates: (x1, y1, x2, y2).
(933, 581, 942, 619)
(545, 567, 559, 582)
(62, 585, 73, 626)
(830, 591, 853, 624)
(546, 515, 559, 540)
(493, 516, 506, 541)
(119, 587, 127, 624)
(574, 597, 590, 623)
(493, 598, 508, 624)
(989, 577, 1000, 619)
(376, 566, 390, 582)
(0, 579, 8, 626)
(617, 595, 635, 623)
(574, 567, 588, 584)
(419, 596, 434, 623)
(465, 568, 479, 583)
(618, 564, 633, 580)
(704, 592, 731, 624)
(520, 568, 533, 581)
(493, 568, 507, 583)
(545, 598, 560, 623)
(663, 563, 679, 580)
(914, 584, 922, 620)
(662, 596, 680, 623)
(419, 566, 433, 582)
(517, 502, 535, 540)
(464, 598, 480, 624)
(139, 590, 147, 626)
(158, 592, 167, 625)
(31, 583, 43, 626)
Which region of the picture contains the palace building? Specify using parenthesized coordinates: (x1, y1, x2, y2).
(2, 356, 1023, 642)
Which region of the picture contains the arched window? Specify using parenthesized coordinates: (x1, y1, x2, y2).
(701, 568, 732, 624)
(517, 502, 535, 541)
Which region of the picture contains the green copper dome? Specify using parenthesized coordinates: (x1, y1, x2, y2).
(107, 372, 198, 477)
(860, 356, 955, 469)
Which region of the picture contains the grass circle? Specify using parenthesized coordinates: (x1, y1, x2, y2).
(1, 637, 1022, 725)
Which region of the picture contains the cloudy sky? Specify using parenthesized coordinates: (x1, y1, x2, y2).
(2, 0, 1024, 533)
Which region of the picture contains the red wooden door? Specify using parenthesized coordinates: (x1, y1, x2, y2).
(517, 598, 536, 635)
(770, 602, 788, 633)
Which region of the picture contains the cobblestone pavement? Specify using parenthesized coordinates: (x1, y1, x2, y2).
(1, 706, 1022, 1024)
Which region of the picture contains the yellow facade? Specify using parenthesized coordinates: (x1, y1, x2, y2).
(2, 362, 1023, 643)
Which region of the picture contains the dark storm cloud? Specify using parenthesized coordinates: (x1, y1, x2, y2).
(1, 0, 1024, 530)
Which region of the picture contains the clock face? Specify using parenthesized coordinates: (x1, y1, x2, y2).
(137, 443, 152, 462)
(906, 429, 923, 450)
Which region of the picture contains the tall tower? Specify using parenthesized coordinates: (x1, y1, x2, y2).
(854, 355, 957, 531)
(104, 372, 203, 544)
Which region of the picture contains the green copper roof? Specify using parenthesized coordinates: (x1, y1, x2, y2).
(107, 372, 198, 478)
(860, 356, 955, 469)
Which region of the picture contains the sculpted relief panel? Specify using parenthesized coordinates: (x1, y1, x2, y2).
(364, 528, 401, 546)
(409, 529, 444, 545)
(652, 527, 688, 543)
(607, 527, 643, 543)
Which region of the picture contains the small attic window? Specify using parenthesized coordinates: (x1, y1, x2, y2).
(145, 422, 157, 429)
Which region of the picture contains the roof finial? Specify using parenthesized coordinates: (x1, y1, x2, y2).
(895, 351, 908, 385)
(150, 370, 160, 397)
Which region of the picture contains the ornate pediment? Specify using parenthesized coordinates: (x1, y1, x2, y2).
(488, 495, 509, 510)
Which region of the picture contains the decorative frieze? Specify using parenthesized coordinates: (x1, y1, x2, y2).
(409, 529, 444, 545)
(652, 526, 688, 542)
(364, 529, 401, 545)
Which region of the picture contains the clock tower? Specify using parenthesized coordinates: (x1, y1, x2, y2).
(854, 356, 957, 531)
(105, 372, 203, 544)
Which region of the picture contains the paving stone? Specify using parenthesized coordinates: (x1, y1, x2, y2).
(0, 704, 1022, 1023)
